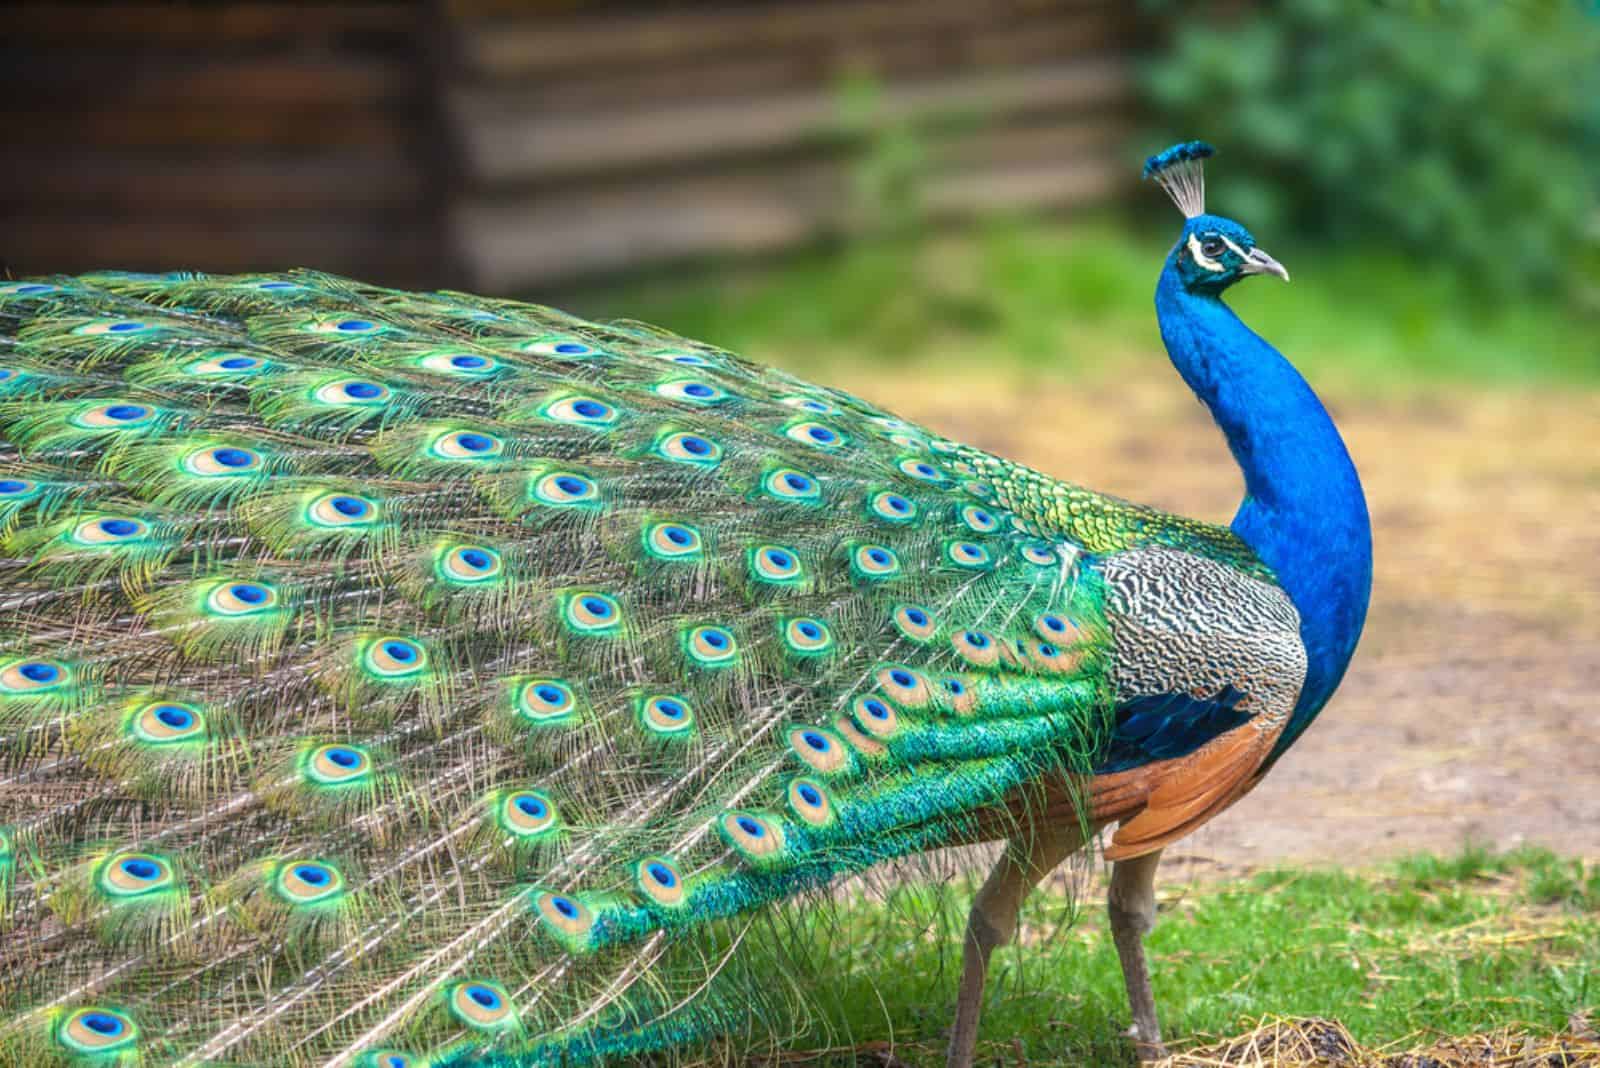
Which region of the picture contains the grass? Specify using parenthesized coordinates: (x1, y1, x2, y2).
(719, 846, 1599, 1066)
(579, 217, 1600, 393)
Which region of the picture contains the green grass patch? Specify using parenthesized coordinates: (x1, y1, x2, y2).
(738, 846, 1598, 1066)
(578, 219, 1600, 393)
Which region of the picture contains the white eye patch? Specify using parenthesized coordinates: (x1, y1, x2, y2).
(1187, 233, 1225, 273)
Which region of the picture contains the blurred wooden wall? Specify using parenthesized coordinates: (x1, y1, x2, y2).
(2, 1, 1144, 293)
(1, 4, 446, 288)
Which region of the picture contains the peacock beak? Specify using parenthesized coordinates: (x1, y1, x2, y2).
(1241, 247, 1289, 282)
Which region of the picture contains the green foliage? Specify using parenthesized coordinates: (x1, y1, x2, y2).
(759, 846, 1600, 1066)
(1143, 0, 1600, 300)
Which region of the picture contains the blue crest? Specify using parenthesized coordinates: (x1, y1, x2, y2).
(1143, 140, 1215, 218)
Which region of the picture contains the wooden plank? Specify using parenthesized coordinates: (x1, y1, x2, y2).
(457, 157, 1121, 291)
(1, 103, 414, 150)
(453, 122, 1130, 290)
(454, 0, 1109, 81)
(9, 3, 416, 47)
(936, 112, 1134, 170)
(453, 59, 1131, 183)
(456, 164, 840, 288)
(467, 9, 1137, 114)
(924, 156, 1120, 215)
(0, 154, 428, 217)
(6, 55, 414, 111)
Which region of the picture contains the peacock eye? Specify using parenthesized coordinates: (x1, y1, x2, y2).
(1201, 238, 1226, 258)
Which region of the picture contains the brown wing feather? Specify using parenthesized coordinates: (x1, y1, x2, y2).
(955, 717, 1284, 856)
(1097, 719, 1284, 859)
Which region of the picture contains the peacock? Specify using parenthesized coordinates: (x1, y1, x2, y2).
(0, 142, 1371, 1067)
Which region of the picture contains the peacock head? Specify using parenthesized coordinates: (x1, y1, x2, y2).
(1145, 142, 1289, 295)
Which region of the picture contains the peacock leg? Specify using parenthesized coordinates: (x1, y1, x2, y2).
(945, 819, 1086, 1068)
(1108, 848, 1167, 1062)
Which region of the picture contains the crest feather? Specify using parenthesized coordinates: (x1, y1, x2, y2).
(1143, 140, 1214, 219)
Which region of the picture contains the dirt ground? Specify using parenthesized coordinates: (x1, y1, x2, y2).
(831, 362, 1600, 873)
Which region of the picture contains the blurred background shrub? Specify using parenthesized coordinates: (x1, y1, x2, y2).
(1143, 0, 1600, 302)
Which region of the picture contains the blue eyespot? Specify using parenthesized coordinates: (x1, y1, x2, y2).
(1041, 615, 1067, 632)
(456, 433, 494, 453)
(801, 730, 827, 751)
(885, 494, 910, 513)
(551, 896, 579, 919)
(580, 596, 612, 618)
(797, 621, 821, 639)
(98, 518, 140, 537)
(534, 685, 563, 704)
(736, 816, 764, 837)
(0, 480, 24, 494)
(293, 864, 329, 886)
(104, 404, 147, 421)
(962, 631, 990, 649)
(868, 549, 891, 566)
(327, 747, 360, 768)
(382, 641, 416, 662)
(20, 662, 61, 683)
(702, 630, 728, 649)
(663, 525, 691, 545)
(258, 281, 296, 290)
(212, 447, 254, 468)
(120, 858, 159, 881)
(890, 669, 914, 688)
(460, 549, 493, 570)
(862, 698, 890, 720)
(571, 400, 605, 419)
(330, 496, 368, 517)
(467, 984, 502, 1009)
(451, 355, 487, 369)
(554, 343, 589, 355)
(655, 699, 685, 719)
(343, 382, 383, 400)
(798, 784, 822, 806)
(231, 583, 268, 604)
(784, 473, 812, 492)
(219, 356, 257, 369)
(80, 1012, 125, 1036)
(154, 705, 192, 729)
(515, 795, 547, 818)
(683, 383, 714, 398)
(554, 476, 587, 495)
(108, 322, 144, 334)
(336, 319, 373, 332)
(647, 862, 676, 887)
(680, 435, 711, 455)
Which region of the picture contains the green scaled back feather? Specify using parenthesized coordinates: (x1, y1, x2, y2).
(0, 270, 1257, 1067)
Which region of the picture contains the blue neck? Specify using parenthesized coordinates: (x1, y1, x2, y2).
(1155, 256, 1372, 762)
